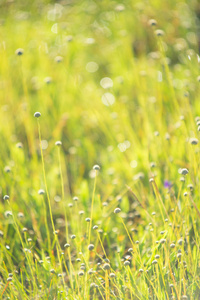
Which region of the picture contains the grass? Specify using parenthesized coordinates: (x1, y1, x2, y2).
(0, 0, 200, 299)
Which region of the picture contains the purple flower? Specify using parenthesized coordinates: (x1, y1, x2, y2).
(164, 180, 172, 189)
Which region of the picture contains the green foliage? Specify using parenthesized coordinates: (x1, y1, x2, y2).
(0, 0, 200, 299)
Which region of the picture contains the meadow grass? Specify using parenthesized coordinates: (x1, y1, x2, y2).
(0, 0, 200, 299)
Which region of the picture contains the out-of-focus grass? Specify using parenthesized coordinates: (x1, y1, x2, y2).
(0, 0, 200, 299)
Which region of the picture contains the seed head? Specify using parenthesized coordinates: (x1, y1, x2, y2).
(178, 239, 184, 245)
(160, 238, 166, 244)
(71, 235, 76, 239)
(55, 56, 63, 63)
(170, 243, 175, 248)
(55, 141, 62, 146)
(78, 271, 84, 276)
(44, 77, 52, 84)
(93, 164, 100, 171)
(103, 263, 110, 270)
(155, 29, 164, 36)
(15, 48, 24, 55)
(124, 261, 130, 266)
(34, 112, 41, 118)
(109, 272, 116, 278)
(139, 268, 144, 272)
(152, 259, 158, 265)
(3, 195, 9, 200)
(7, 277, 13, 282)
(180, 168, 188, 175)
(38, 189, 45, 195)
(85, 218, 91, 222)
(93, 225, 98, 230)
(64, 243, 70, 248)
(88, 244, 94, 251)
(16, 142, 23, 148)
(155, 254, 160, 259)
(148, 19, 157, 26)
(114, 208, 121, 214)
(190, 138, 198, 145)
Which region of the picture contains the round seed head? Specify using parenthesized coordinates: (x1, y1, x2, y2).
(88, 244, 94, 251)
(139, 268, 144, 272)
(170, 243, 175, 248)
(180, 168, 188, 175)
(8, 273, 13, 277)
(114, 208, 121, 214)
(50, 269, 55, 273)
(55, 141, 62, 146)
(78, 271, 84, 276)
(4, 166, 11, 173)
(55, 56, 63, 63)
(177, 253, 182, 258)
(109, 272, 116, 278)
(152, 259, 158, 265)
(18, 212, 24, 218)
(0, 230, 4, 237)
(155, 254, 160, 259)
(71, 235, 76, 239)
(3, 195, 9, 200)
(7, 277, 13, 282)
(34, 112, 41, 118)
(93, 225, 98, 230)
(64, 243, 70, 248)
(93, 164, 100, 171)
(178, 239, 184, 245)
(160, 238, 166, 244)
(155, 29, 164, 36)
(148, 19, 157, 26)
(73, 196, 78, 201)
(16, 142, 23, 148)
(76, 258, 81, 262)
(88, 269, 93, 275)
(190, 138, 198, 145)
(124, 261, 130, 266)
(38, 189, 45, 195)
(44, 77, 52, 84)
(15, 48, 24, 55)
(128, 248, 133, 252)
(103, 263, 110, 270)
(85, 218, 91, 222)
(90, 282, 96, 288)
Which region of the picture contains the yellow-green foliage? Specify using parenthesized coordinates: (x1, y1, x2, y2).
(0, 0, 200, 299)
